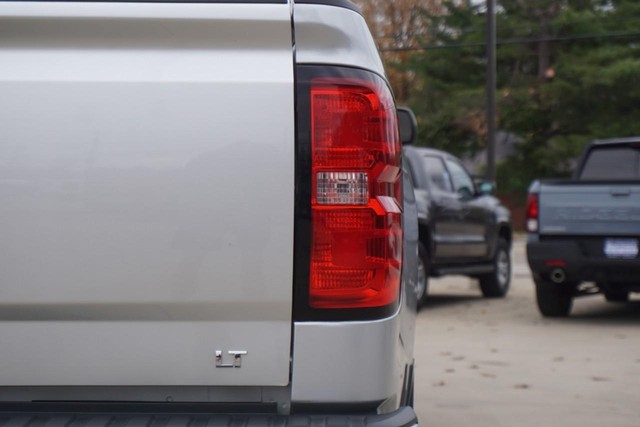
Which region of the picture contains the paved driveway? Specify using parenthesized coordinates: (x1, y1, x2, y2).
(414, 236, 640, 427)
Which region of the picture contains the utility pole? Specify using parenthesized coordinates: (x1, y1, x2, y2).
(486, 0, 497, 182)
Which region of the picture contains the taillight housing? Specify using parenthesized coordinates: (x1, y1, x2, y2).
(307, 73, 403, 310)
(526, 193, 539, 233)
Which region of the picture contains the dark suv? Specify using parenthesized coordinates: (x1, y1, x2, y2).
(404, 146, 513, 305)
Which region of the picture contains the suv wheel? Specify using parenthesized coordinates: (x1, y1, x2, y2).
(536, 279, 574, 317)
(479, 238, 511, 298)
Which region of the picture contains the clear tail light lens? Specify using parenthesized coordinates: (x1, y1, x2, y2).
(309, 77, 403, 309)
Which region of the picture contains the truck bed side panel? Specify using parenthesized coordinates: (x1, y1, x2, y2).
(290, 4, 415, 408)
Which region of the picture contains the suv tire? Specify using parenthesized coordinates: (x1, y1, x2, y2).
(479, 238, 511, 298)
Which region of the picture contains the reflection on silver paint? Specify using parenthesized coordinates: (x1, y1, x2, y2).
(294, 4, 385, 76)
(291, 311, 401, 403)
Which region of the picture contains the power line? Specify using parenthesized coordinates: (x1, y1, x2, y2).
(379, 30, 640, 52)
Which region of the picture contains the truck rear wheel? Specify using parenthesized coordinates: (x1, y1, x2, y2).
(603, 288, 630, 303)
(479, 238, 511, 298)
(536, 279, 574, 317)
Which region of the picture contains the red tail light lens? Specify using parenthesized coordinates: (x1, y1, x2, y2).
(309, 77, 403, 309)
(526, 193, 539, 233)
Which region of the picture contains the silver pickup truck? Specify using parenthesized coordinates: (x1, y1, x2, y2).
(527, 138, 640, 317)
(0, 1, 420, 425)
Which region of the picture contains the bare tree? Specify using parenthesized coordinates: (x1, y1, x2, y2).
(355, 0, 443, 102)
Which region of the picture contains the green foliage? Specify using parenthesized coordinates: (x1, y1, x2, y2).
(405, 0, 640, 201)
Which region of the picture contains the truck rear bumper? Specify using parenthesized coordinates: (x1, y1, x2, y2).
(0, 407, 418, 427)
(527, 239, 640, 287)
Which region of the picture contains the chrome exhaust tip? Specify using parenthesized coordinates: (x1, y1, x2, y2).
(550, 268, 566, 284)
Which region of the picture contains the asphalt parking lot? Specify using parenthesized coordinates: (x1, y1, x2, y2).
(413, 236, 640, 427)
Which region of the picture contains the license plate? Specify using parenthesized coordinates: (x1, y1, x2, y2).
(604, 239, 639, 258)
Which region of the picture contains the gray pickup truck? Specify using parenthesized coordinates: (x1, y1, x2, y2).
(526, 138, 640, 317)
(0, 0, 420, 425)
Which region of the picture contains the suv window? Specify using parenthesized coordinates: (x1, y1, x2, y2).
(421, 155, 453, 192)
(580, 146, 640, 180)
(445, 159, 475, 198)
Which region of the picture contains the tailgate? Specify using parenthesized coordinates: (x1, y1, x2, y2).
(0, 2, 294, 386)
(539, 182, 640, 235)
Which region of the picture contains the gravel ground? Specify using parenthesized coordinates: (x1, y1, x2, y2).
(413, 236, 640, 427)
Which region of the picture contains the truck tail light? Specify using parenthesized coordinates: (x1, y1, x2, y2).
(309, 76, 403, 309)
(526, 193, 539, 233)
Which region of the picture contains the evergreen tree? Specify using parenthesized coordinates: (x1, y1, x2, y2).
(407, 0, 640, 200)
